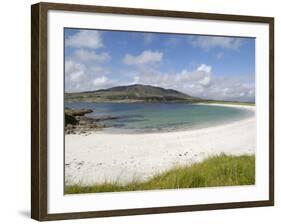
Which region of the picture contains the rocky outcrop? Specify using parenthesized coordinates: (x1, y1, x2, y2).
(65, 107, 119, 134)
(65, 108, 93, 116)
(65, 113, 78, 126)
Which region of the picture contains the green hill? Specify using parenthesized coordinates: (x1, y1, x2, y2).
(65, 84, 200, 103)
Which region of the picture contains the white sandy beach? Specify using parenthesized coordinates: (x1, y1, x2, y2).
(65, 104, 255, 185)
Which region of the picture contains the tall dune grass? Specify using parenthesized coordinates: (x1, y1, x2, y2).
(65, 154, 255, 194)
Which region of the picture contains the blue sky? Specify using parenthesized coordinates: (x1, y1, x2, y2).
(65, 28, 255, 102)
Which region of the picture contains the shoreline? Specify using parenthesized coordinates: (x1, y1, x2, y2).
(65, 103, 256, 185)
(105, 102, 255, 135)
(194, 102, 255, 111)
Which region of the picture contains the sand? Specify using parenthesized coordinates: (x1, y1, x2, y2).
(65, 104, 256, 185)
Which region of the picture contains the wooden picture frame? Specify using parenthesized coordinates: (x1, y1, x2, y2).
(31, 2, 274, 221)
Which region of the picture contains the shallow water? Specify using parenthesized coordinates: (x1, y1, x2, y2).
(65, 102, 254, 133)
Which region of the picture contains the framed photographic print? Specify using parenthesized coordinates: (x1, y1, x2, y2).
(31, 2, 274, 221)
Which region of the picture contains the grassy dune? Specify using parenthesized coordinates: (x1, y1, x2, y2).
(65, 154, 255, 194)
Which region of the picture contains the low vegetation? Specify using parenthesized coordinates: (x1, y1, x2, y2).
(65, 154, 255, 194)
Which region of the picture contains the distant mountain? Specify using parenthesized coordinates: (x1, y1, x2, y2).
(65, 84, 200, 103)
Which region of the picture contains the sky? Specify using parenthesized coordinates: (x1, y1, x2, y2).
(65, 28, 255, 102)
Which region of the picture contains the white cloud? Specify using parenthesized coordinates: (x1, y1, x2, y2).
(66, 59, 254, 101)
(65, 30, 103, 49)
(197, 64, 212, 73)
(66, 52, 254, 101)
(92, 76, 109, 86)
(123, 50, 163, 66)
(65, 59, 116, 92)
(127, 63, 254, 102)
(201, 76, 255, 101)
(65, 60, 83, 75)
(73, 49, 110, 63)
(65, 31, 115, 92)
(188, 36, 243, 50)
(198, 76, 211, 86)
(65, 49, 113, 92)
(69, 71, 83, 82)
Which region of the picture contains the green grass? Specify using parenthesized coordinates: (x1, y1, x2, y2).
(65, 154, 255, 194)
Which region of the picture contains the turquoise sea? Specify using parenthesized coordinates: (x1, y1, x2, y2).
(65, 102, 254, 133)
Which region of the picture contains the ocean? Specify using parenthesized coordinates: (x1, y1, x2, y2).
(65, 102, 254, 133)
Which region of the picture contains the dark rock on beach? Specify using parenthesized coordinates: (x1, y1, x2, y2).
(65, 113, 78, 126)
(65, 107, 118, 135)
